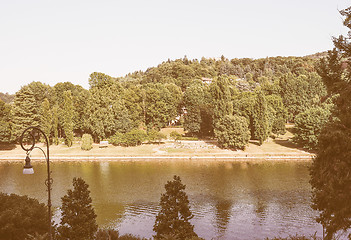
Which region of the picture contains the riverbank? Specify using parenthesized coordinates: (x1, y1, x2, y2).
(0, 132, 314, 161)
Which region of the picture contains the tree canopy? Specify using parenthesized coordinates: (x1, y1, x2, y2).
(310, 6, 351, 240)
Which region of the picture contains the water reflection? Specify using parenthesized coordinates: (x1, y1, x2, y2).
(0, 160, 321, 239)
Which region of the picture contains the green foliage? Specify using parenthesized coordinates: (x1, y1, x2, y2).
(310, 6, 351, 240)
(169, 131, 182, 141)
(310, 123, 351, 239)
(63, 90, 74, 147)
(52, 105, 59, 145)
(279, 72, 327, 121)
(58, 177, 98, 240)
(86, 74, 133, 141)
(124, 129, 147, 146)
(4, 50, 329, 146)
(11, 86, 40, 140)
(266, 234, 319, 240)
(109, 132, 125, 146)
(40, 98, 51, 143)
(0, 92, 14, 103)
(265, 94, 288, 135)
(81, 134, 93, 151)
(183, 80, 213, 136)
(147, 129, 166, 143)
(0, 193, 49, 240)
(117, 234, 148, 240)
(96, 228, 119, 240)
(210, 76, 233, 125)
(109, 129, 147, 147)
(252, 90, 269, 145)
(0, 99, 12, 143)
(293, 107, 331, 149)
(153, 175, 198, 240)
(215, 115, 250, 150)
(144, 83, 182, 130)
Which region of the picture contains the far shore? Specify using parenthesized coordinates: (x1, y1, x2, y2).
(0, 129, 315, 162)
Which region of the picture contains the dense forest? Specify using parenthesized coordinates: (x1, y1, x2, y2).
(0, 53, 330, 149)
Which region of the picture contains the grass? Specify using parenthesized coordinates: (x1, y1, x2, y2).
(0, 126, 314, 160)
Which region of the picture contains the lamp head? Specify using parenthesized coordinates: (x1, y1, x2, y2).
(23, 155, 34, 174)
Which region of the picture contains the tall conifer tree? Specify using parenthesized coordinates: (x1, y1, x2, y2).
(63, 90, 74, 147)
(40, 98, 52, 143)
(58, 177, 98, 240)
(252, 89, 269, 145)
(310, 6, 351, 239)
(153, 175, 197, 239)
(11, 86, 40, 139)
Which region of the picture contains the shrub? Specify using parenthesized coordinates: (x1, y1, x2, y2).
(124, 129, 147, 146)
(118, 234, 148, 240)
(0, 193, 49, 240)
(81, 134, 93, 151)
(147, 129, 166, 143)
(215, 114, 250, 150)
(109, 132, 125, 146)
(109, 130, 147, 147)
(170, 131, 182, 141)
(96, 228, 119, 240)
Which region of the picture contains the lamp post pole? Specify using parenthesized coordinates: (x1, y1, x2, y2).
(20, 126, 53, 240)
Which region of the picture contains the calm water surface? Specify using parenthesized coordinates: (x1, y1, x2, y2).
(0, 160, 322, 239)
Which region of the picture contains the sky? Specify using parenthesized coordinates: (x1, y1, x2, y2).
(0, 0, 350, 94)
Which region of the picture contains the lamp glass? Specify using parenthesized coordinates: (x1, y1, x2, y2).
(23, 167, 34, 174)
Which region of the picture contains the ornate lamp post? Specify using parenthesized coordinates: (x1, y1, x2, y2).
(20, 126, 53, 240)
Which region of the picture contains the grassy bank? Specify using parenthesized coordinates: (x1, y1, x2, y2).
(0, 127, 313, 161)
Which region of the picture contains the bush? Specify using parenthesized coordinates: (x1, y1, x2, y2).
(0, 193, 49, 240)
(124, 129, 147, 146)
(81, 134, 93, 151)
(109, 129, 147, 147)
(109, 132, 125, 146)
(118, 234, 148, 240)
(215, 114, 250, 150)
(96, 228, 119, 240)
(170, 131, 182, 141)
(293, 107, 331, 150)
(179, 136, 198, 141)
(147, 129, 166, 143)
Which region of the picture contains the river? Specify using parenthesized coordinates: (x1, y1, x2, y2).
(0, 160, 322, 239)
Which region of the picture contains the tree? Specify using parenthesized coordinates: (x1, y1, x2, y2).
(310, 6, 351, 240)
(252, 89, 269, 145)
(279, 72, 326, 121)
(265, 94, 288, 135)
(0, 99, 12, 143)
(144, 83, 181, 130)
(153, 175, 197, 240)
(0, 193, 49, 240)
(214, 114, 250, 150)
(210, 76, 233, 125)
(183, 80, 213, 137)
(11, 86, 40, 139)
(63, 91, 74, 147)
(40, 98, 52, 143)
(58, 177, 98, 240)
(293, 107, 331, 150)
(52, 105, 59, 145)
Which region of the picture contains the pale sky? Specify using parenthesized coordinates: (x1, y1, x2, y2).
(0, 0, 349, 94)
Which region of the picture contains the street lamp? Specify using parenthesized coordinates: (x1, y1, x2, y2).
(19, 126, 53, 240)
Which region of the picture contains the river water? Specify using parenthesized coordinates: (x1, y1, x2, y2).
(0, 160, 322, 239)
